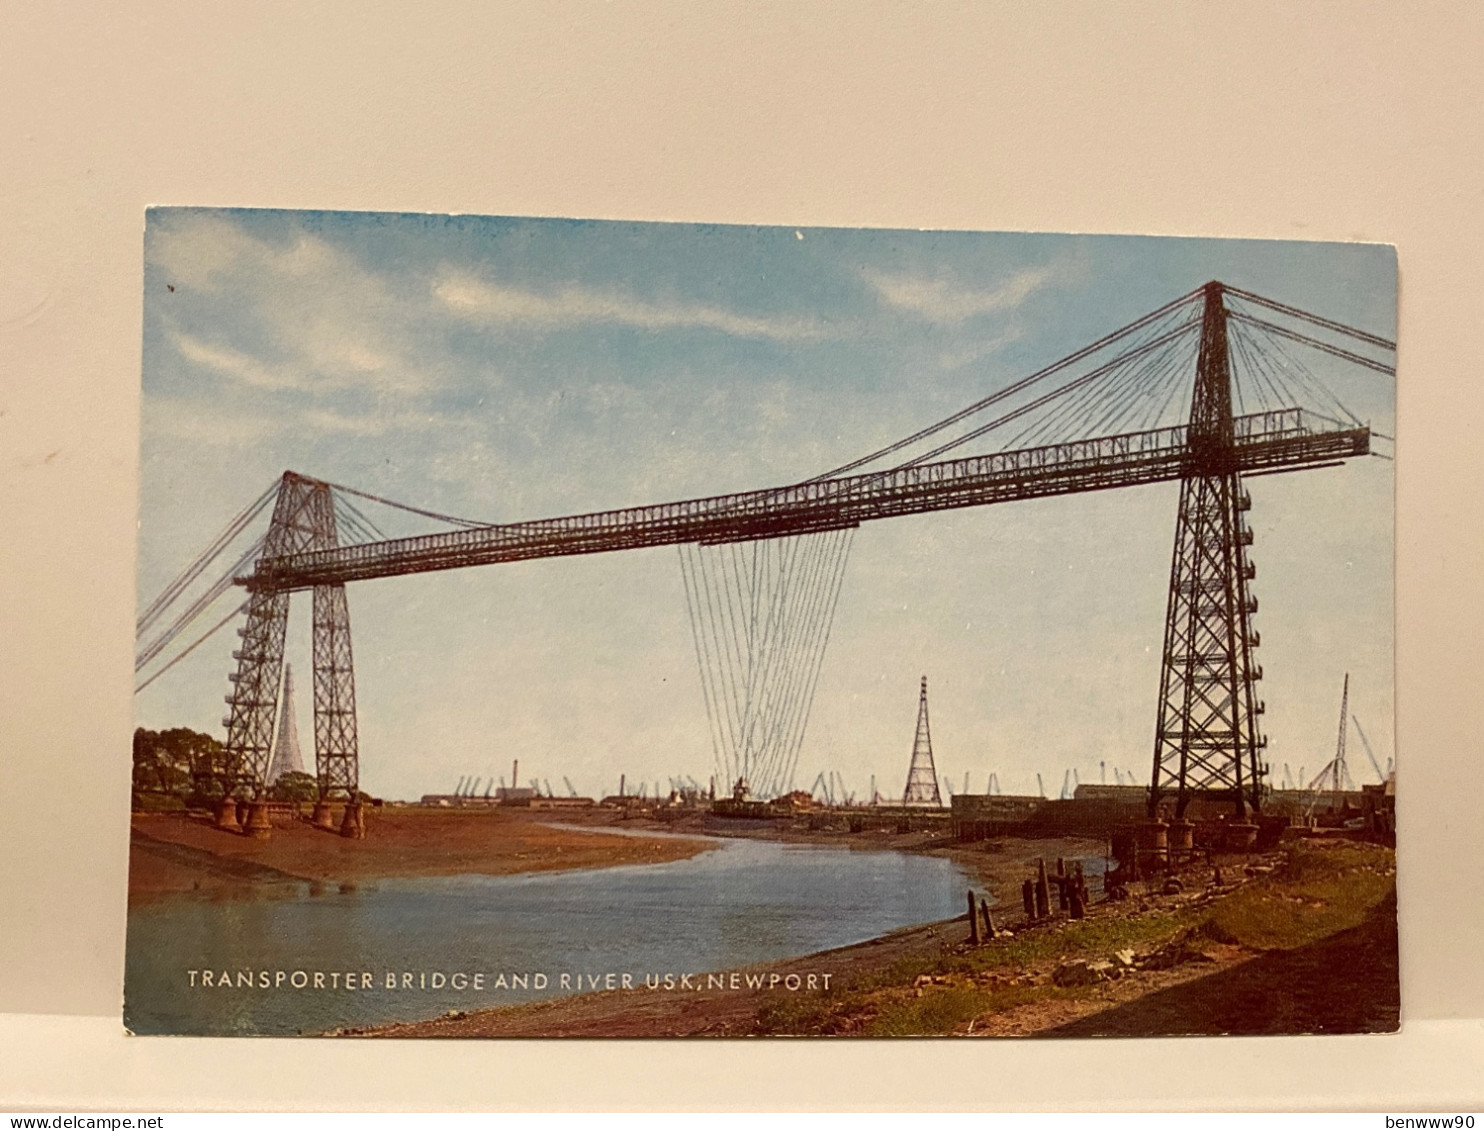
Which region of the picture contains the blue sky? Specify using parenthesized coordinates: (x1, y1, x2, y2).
(136, 209, 1396, 802)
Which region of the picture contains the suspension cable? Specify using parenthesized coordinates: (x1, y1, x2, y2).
(327, 481, 496, 529)
(1225, 286, 1396, 351)
(809, 286, 1206, 479)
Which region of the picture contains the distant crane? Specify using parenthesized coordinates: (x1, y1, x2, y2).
(1282, 763, 1294, 790)
(1351, 715, 1387, 783)
(1060, 770, 1072, 800)
(1036, 772, 1046, 798)
(1306, 674, 1355, 813)
(563, 776, 578, 797)
(810, 770, 831, 805)
(987, 772, 1001, 796)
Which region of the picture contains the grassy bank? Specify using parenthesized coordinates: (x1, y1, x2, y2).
(754, 838, 1397, 1036)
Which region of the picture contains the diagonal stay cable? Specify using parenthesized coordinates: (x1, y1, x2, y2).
(326, 481, 497, 529)
(135, 601, 251, 695)
(895, 321, 1202, 467)
(1225, 286, 1397, 352)
(1227, 312, 1396, 376)
(808, 287, 1206, 480)
(135, 536, 266, 670)
(137, 482, 276, 634)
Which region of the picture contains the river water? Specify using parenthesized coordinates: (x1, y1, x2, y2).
(124, 835, 977, 1036)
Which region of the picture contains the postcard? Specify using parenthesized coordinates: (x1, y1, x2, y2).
(126, 210, 1397, 1037)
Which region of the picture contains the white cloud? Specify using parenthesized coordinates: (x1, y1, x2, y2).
(299, 406, 472, 438)
(170, 331, 299, 391)
(862, 264, 1059, 325)
(937, 329, 1024, 371)
(149, 213, 446, 396)
(144, 393, 472, 450)
(433, 272, 831, 342)
(142, 395, 277, 448)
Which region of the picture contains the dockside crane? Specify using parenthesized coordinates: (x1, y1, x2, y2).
(810, 770, 830, 805)
(563, 776, 578, 797)
(1305, 674, 1355, 814)
(1351, 715, 1387, 783)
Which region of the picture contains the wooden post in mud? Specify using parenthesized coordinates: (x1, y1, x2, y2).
(1055, 858, 1069, 911)
(1035, 859, 1051, 919)
(968, 890, 981, 944)
(981, 898, 996, 939)
(1022, 879, 1035, 920)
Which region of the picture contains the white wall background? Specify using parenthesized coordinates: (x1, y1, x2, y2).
(1, 0, 1480, 1111)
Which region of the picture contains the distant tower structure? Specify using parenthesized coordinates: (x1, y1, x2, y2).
(902, 676, 943, 807)
(265, 663, 305, 785)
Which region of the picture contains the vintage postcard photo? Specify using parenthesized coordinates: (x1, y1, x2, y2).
(126, 210, 1397, 1037)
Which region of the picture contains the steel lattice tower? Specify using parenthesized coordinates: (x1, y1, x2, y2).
(312, 579, 360, 800)
(265, 662, 305, 783)
(1148, 282, 1267, 818)
(902, 676, 943, 807)
(222, 472, 360, 801)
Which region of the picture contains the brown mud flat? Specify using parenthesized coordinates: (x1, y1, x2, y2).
(128, 807, 715, 905)
(349, 838, 1397, 1039)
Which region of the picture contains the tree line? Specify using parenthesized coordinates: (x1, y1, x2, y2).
(132, 726, 318, 809)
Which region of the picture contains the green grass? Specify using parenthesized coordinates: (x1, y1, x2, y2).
(1197, 840, 1394, 951)
(752, 838, 1396, 1036)
(865, 983, 1083, 1037)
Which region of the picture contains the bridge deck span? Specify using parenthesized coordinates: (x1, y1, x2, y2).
(243, 407, 1368, 592)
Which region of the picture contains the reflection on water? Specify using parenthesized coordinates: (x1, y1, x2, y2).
(125, 836, 975, 1036)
